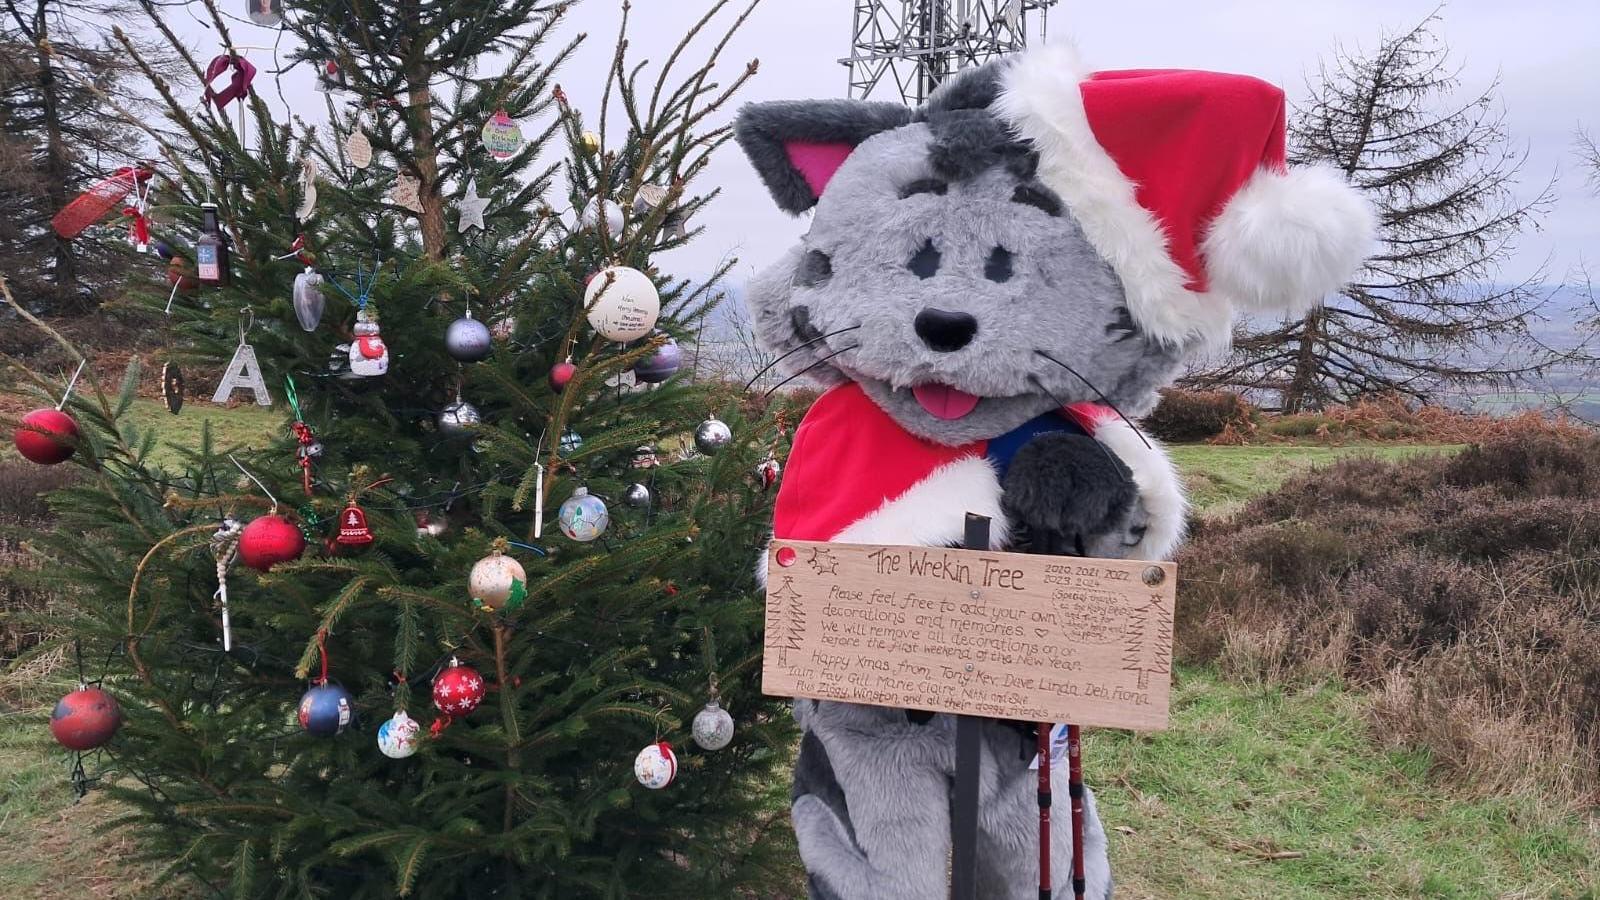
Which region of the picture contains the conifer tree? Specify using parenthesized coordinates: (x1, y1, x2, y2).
(8, 1, 800, 896)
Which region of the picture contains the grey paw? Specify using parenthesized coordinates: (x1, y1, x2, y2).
(1002, 432, 1136, 556)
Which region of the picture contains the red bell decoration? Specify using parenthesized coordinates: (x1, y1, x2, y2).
(238, 514, 306, 572)
(14, 408, 79, 465)
(49, 686, 122, 751)
(336, 502, 374, 547)
(432, 660, 485, 716)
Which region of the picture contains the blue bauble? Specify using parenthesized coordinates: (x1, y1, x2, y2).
(632, 336, 682, 383)
(297, 683, 354, 737)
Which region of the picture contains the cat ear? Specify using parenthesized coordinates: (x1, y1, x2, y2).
(735, 99, 915, 214)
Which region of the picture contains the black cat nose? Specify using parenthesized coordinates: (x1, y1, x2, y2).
(914, 308, 978, 352)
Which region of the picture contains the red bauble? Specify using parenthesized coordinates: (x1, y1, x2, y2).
(49, 687, 122, 751)
(14, 408, 79, 465)
(432, 663, 485, 716)
(238, 514, 306, 572)
(548, 361, 577, 392)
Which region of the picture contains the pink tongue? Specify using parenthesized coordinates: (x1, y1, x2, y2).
(912, 384, 981, 420)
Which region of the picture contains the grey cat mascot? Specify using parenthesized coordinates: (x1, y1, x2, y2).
(734, 44, 1373, 900)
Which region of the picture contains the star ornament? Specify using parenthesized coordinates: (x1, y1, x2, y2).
(457, 177, 489, 233)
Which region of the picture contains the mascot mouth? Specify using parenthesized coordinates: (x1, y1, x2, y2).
(911, 383, 982, 420)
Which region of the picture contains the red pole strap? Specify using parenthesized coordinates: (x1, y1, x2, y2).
(1038, 722, 1052, 900)
(1068, 723, 1086, 900)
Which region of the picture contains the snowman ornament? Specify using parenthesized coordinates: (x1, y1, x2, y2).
(349, 308, 389, 377)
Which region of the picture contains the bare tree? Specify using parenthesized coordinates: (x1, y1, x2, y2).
(1579, 128, 1600, 194)
(1191, 13, 1555, 412)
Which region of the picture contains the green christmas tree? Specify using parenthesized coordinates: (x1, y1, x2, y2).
(7, 1, 801, 896)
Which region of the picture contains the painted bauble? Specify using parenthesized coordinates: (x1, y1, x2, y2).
(632, 336, 682, 383)
(49, 687, 121, 751)
(634, 741, 677, 789)
(480, 110, 524, 160)
(445, 315, 493, 362)
(298, 683, 354, 736)
(238, 514, 306, 572)
(14, 408, 78, 465)
(623, 482, 651, 508)
(432, 662, 485, 716)
(584, 265, 659, 342)
(559, 429, 583, 454)
(691, 699, 735, 751)
(693, 418, 733, 455)
(376, 710, 421, 759)
(437, 400, 481, 436)
(558, 487, 609, 542)
(469, 551, 526, 611)
(548, 360, 577, 392)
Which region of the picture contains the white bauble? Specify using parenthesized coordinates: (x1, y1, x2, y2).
(584, 266, 659, 342)
(634, 741, 677, 789)
(692, 699, 734, 751)
(376, 710, 420, 759)
(469, 551, 526, 611)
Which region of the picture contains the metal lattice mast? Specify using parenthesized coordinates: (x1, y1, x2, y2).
(840, 0, 1057, 104)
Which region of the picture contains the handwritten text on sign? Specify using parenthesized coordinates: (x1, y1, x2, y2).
(762, 541, 1176, 731)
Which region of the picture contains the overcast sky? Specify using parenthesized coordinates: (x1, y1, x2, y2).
(196, 1, 1599, 291)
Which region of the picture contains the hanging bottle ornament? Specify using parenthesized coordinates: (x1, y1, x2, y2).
(14, 359, 85, 465)
(692, 698, 735, 751)
(245, 0, 283, 27)
(213, 311, 273, 406)
(432, 659, 485, 716)
(446, 312, 493, 362)
(548, 358, 577, 392)
(634, 741, 677, 789)
(344, 115, 372, 169)
(557, 487, 609, 542)
(161, 362, 184, 415)
(584, 266, 660, 342)
(349, 307, 390, 377)
(469, 544, 527, 612)
(195, 202, 231, 287)
(298, 682, 354, 736)
(632, 335, 682, 384)
(481, 109, 524, 160)
(437, 392, 482, 437)
(694, 417, 734, 455)
(49, 685, 122, 751)
(293, 269, 324, 331)
(623, 482, 651, 509)
(377, 709, 420, 759)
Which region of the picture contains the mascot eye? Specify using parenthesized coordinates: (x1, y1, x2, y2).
(794, 250, 833, 287)
(900, 178, 948, 198)
(1106, 306, 1140, 342)
(984, 246, 1013, 283)
(907, 239, 941, 279)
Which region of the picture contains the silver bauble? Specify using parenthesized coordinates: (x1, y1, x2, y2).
(437, 400, 481, 436)
(692, 699, 735, 751)
(623, 482, 651, 508)
(445, 315, 493, 362)
(694, 418, 733, 455)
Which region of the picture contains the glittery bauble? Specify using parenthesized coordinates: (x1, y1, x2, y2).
(694, 418, 733, 455)
(580, 130, 602, 154)
(445, 315, 493, 362)
(558, 487, 609, 542)
(692, 699, 734, 751)
(376, 710, 421, 759)
(238, 514, 306, 572)
(297, 683, 354, 737)
(469, 551, 526, 611)
(14, 408, 78, 465)
(583, 265, 660, 342)
(634, 741, 677, 789)
(432, 663, 485, 716)
(631, 336, 681, 383)
(623, 482, 651, 508)
(49, 687, 121, 751)
(437, 400, 482, 436)
(548, 361, 577, 391)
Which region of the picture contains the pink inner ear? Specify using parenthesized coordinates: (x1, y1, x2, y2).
(784, 141, 855, 200)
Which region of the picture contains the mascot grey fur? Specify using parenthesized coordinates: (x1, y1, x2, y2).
(734, 45, 1373, 900)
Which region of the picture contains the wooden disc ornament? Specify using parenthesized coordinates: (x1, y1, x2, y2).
(49, 686, 121, 751)
(344, 119, 373, 169)
(469, 548, 526, 611)
(584, 266, 659, 342)
(238, 514, 306, 571)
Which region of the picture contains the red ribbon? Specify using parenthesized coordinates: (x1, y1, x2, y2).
(315, 628, 330, 685)
(292, 420, 316, 495)
(203, 54, 257, 110)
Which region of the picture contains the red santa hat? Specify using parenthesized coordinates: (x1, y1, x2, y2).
(995, 45, 1375, 348)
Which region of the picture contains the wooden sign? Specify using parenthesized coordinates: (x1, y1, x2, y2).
(762, 541, 1176, 731)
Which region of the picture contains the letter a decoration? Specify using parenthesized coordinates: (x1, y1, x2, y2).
(214, 311, 273, 406)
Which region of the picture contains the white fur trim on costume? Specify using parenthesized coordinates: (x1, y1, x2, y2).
(834, 455, 1011, 549)
(995, 44, 1234, 350)
(1092, 418, 1186, 560)
(1201, 165, 1375, 316)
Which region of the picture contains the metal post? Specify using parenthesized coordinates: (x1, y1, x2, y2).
(951, 513, 990, 900)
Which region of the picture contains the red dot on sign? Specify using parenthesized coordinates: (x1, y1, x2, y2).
(776, 547, 796, 567)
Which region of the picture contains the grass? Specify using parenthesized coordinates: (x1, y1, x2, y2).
(119, 398, 283, 468)
(1171, 444, 1459, 517)
(1091, 668, 1600, 899)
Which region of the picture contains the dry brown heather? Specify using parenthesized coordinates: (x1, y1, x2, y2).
(1176, 428, 1600, 805)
